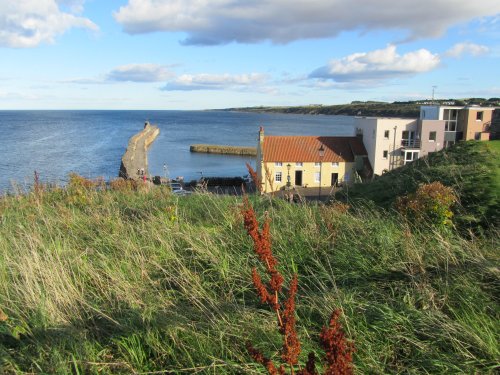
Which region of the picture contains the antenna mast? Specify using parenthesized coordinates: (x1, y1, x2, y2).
(432, 86, 437, 103)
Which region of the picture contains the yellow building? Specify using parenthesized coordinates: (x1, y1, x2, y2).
(256, 127, 369, 193)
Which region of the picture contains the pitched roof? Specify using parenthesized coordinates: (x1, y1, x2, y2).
(262, 136, 367, 163)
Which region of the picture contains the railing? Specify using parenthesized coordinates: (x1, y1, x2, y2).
(401, 139, 421, 148)
(444, 131, 458, 142)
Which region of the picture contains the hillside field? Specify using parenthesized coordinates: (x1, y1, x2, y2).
(0, 142, 499, 374)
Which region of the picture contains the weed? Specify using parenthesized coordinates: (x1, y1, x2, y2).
(242, 196, 354, 374)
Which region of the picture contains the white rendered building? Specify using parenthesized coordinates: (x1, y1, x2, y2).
(355, 117, 445, 176)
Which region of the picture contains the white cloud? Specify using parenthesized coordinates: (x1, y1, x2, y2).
(56, 0, 86, 13)
(445, 42, 490, 58)
(107, 64, 175, 82)
(62, 77, 105, 85)
(162, 73, 270, 91)
(0, 0, 97, 48)
(310, 45, 440, 84)
(113, 0, 500, 45)
(0, 90, 40, 100)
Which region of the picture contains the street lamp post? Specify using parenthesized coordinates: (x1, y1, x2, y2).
(163, 164, 169, 181)
(318, 145, 325, 201)
(286, 163, 291, 189)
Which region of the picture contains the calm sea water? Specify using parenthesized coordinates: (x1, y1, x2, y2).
(0, 110, 355, 193)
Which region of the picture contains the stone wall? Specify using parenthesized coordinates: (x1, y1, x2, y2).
(119, 122, 160, 180)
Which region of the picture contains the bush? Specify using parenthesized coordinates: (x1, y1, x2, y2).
(395, 182, 457, 228)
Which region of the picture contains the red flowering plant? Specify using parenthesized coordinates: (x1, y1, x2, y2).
(242, 196, 355, 374)
(246, 162, 262, 193)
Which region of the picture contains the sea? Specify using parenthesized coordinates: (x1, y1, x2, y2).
(0, 110, 355, 193)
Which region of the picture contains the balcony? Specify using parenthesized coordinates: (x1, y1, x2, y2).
(401, 139, 421, 148)
(444, 131, 463, 142)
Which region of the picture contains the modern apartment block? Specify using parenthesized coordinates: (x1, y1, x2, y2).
(355, 117, 445, 175)
(420, 105, 494, 145)
(357, 104, 496, 176)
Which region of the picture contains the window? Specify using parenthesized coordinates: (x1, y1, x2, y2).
(445, 121, 457, 131)
(295, 162, 303, 167)
(383, 150, 388, 159)
(444, 109, 458, 120)
(314, 172, 320, 182)
(474, 132, 481, 140)
(384, 130, 390, 139)
(405, 151, 419, 162)
(429, 131, 436, 141)
(476, 111, 483, 121)
(443, 109, 458, 131)
(314, 162, 321, 167)
(275, 172, 282, 182)
(275, 162, 282, 167)
(332, 162, 339, 167)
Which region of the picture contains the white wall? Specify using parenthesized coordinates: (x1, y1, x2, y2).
(356, 117, 418, 175)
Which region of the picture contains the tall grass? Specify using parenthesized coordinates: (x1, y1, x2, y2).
(0, 182, 498, 373)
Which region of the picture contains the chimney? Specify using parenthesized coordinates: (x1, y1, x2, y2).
(258, 126, 265, 143)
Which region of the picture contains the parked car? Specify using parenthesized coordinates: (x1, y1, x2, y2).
(168, 182, 183, 192)
(173, 190, 192, 196)
(243, 174, 253, 184)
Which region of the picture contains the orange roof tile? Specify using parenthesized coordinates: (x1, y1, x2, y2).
(262, 136, 366, 163)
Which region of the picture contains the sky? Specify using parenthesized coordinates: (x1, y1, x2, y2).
(0, 0, 499, 110)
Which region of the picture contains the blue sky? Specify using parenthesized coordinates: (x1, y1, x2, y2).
(1, 0, 499, 110)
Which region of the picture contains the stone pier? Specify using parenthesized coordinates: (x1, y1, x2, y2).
(119, 121, 160, 180)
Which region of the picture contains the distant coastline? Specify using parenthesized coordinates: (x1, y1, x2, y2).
(220, 98, 500, 119)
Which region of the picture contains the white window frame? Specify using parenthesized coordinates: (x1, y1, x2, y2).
(332, 162, 339, 167)
(404, 151, 419, 162)
(429, 131, 436, 142)
(314, 162, 321, 167)
(275, 171, 282, 182)
(295, 162, 303, 167)
(314, 172, 320, 182)
(275, 162, 283, 167)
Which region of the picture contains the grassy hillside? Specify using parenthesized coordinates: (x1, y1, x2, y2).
(338, 141, 500, 229)
(225, 98, 500, 118)
(225, 103, 421, 118)
(223, 98, 499, 118)
(0, 169, 499, 373)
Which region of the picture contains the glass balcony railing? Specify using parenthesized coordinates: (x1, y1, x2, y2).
(401, 139, 421, 148)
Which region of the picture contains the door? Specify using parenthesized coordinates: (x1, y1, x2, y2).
(295, 170, 302, 186)
(331, 173, 338, 186)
